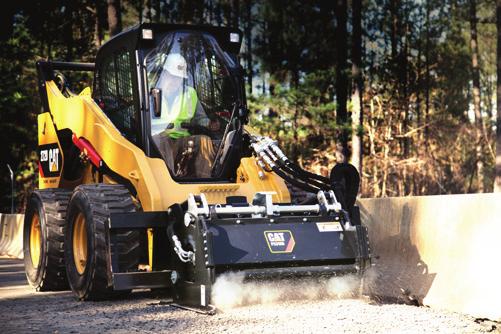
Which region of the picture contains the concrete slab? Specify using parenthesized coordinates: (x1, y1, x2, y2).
(359, 193, 501, 321)
(0, 214, 24, 259)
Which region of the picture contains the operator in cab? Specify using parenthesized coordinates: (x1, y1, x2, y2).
(151, 53, 220, 178)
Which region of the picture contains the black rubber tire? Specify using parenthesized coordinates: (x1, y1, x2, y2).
(23, 189, 71, 291)
(64, 184, 141, 301)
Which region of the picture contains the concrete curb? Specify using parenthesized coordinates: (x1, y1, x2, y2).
(359, 193, 501, 321)
(0, 214, 24, 259)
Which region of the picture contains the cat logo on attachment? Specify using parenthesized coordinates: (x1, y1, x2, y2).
(264, 230, 295, 253)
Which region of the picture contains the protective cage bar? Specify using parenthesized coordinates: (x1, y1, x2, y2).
(36, 60, 95, 113)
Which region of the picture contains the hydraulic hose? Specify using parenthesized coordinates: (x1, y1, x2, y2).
(273, 156, 331, 191)
(252, 143, 322, 193)
(267, 144, 331, 184)
(271, 165, 322, 193)
(251, 136, 338, 194)
(285, 161, 331, 183)
(261, 146, 331, 190)
(166, 207, 195, 264)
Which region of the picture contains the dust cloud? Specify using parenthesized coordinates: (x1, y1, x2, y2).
(211, 272, 362, 310)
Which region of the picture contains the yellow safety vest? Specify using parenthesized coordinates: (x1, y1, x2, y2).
(162, 87, 198, 139)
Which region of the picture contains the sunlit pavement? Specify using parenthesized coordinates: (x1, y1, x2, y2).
(0, 257, 26, 291)
(0, 257, 57, 300)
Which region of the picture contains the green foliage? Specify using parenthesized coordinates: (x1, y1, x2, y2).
(249, 69, 343, 162)
(0, 3, 99, 212)
(0, 17, 38, 212)
(251, 0, 497, 195)
(255, 0, 336, 81)
(0, 0, 498, 212)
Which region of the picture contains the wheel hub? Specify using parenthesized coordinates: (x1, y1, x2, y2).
(73, 212, 88, 275)
(29, 213, 41, 268)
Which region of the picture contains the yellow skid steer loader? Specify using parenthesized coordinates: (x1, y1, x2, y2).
(24, 23, 370, 311)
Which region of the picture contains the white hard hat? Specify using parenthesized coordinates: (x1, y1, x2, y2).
(163, 53, 188, 78)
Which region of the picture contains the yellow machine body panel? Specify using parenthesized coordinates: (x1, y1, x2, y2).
(44, 80, 290, 211)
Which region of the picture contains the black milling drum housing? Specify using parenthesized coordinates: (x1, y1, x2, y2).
(150, 135, 371, 311)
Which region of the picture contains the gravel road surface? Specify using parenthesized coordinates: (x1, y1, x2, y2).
(0, 257, 496, 334)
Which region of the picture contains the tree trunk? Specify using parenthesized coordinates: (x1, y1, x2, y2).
(402, 22, 409, 159)
(469, 0, 484, 192)
(291, 71, 300, 161)
(207, 0, 214, 24)
(197, 0, 205, 24)
(424, 0, 430, 148)
(147, 0, 153, 23)
(351, 0, 363, 174)
(416, 36, 422, 128)
(91, 3, 104, 49)
(369, 99, 380, 196)
(215, 1, 223, 26)
(155, 0, 161, 22)
(107, 0, 122, 37)
(138, 0, 143, 23)
(232, 0, 240, 28)
(182, 0, 195, 24)
(94, 16, 101, 49)
(495, 0, 501, 192)
(389, 0, 399, 62)
(64, 2, 74, 61)
(402, 21, 410, 194)
(245, 0, 253, 95)
(334, 0, 349, 163)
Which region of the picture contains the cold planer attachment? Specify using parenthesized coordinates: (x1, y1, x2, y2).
(109, 190, 370, 310)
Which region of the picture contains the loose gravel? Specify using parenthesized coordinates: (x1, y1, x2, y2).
(0, 292, 494, 334)
(0, 258, 496, 334)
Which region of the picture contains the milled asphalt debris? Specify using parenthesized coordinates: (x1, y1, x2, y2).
(0, 258, 496, 334)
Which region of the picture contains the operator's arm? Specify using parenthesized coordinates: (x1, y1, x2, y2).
(185, 88, 220, 132)
(191, 101, 210, 128)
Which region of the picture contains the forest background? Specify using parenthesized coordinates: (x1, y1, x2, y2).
(0, 0, 499, 212)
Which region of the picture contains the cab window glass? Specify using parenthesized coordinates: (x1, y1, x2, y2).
(96, 49, 137, 143)
(145, 31, 238, 179)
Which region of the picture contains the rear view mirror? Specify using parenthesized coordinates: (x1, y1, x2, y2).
(151, 88, 162, 117)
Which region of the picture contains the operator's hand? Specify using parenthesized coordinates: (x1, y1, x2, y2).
(208, 119, 221, 132)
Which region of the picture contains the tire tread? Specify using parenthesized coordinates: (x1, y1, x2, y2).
(33, 188, 72, 291)
(70, 184, 140, 300)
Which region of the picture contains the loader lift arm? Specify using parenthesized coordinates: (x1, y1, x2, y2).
(36, 61, 95, 113)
